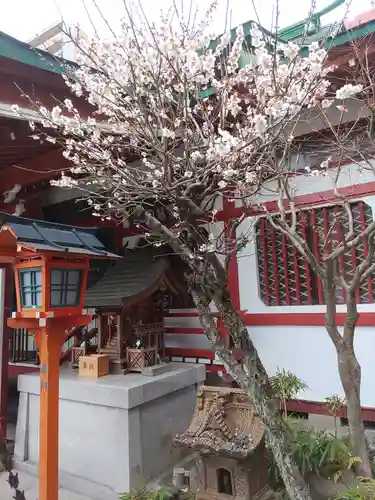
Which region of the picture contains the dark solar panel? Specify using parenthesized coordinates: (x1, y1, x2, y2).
(1, 212, 111, 256)
(76, 231, 105, 249)
(38, 227, 81, 247)
(7, 222, 41, 241)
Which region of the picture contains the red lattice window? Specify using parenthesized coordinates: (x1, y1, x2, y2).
(256, 201, 375, 305)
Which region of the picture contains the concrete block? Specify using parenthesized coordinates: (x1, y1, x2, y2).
(14, 363, 206, 500)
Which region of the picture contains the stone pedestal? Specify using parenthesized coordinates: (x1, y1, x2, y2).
(14, 363, 206, 500)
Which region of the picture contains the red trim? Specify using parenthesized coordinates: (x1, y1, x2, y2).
(300, 213, 312, 304)
(218, 180, 375, 220)
(243, 312, 375, 326)
(0, 264, 11, 441)
(311, 209, 323, 303)
(206, 364, 225, 373)
(165, 327, 204, 335)
(335, 206, 346, 302)
(359, 201, 374, 303)
(281, 234, 291, 305)
(8, 364, 39, 375)
(287, 399, 375, 422)
(260, 219, 270, 305)
(165, 348, 215, 359)
(270, 228, 281, 305)
(292, 246, 301, 304)
(164, 311, 199, 317)
(223, 198, 240, 309)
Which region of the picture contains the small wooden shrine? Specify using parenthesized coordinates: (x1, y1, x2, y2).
(82, 246, 182, 373)
(174, 386, 272, 500)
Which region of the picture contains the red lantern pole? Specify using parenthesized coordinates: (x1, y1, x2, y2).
(35, 325, 66, 500)
(8, 316, 91, 500)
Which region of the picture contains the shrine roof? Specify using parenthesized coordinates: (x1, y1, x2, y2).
(174, 386, 265, 459)
(0, 30, 74, 74)
(84, 247, 169, 308)
(0, 212, 117, 258)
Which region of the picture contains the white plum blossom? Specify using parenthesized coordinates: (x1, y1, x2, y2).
(321, 99, 332, 109)
(20, 0, 359, 236)
(283, 42, 300, 61)
(335, 84, 363, 100)
(253, 115, 267, 136)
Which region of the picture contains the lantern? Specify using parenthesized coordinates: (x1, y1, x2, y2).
(0, 214, 118, 500)
(14, 255, 89, 317)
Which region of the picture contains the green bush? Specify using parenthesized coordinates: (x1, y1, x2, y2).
(119, 486, 194, 500)
(268, 418, 357, 498)
(119, 486, 171, 500)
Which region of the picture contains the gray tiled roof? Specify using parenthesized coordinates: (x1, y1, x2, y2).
(84, 247, 169, 308)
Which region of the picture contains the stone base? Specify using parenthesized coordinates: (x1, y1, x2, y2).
(14, 363, 205, 500)
(141, 363, 173, 377)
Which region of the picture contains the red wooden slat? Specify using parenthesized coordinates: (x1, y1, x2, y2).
(322, 207, 331, 254)
(311, 209, 323, 304)
(206, 364, 226, 373)
(335, 206, 346, 302)
(164, 311, 199, 317)
(165, 328, 204, 334)
(348, 207, 360, 303)
(165, 348, 215, 359)
(292, 241, 301, 305)
(271, 225, 281, 305)
(259, 219, 271, 305)
(281, 234, 291, 305)
(359, 201, 374, 303)
(300, 212, 312, 304)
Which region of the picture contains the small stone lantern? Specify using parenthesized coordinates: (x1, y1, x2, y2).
(174, 386, 272, 500)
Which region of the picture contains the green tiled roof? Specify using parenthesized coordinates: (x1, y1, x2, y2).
(0, 30, 75, 74)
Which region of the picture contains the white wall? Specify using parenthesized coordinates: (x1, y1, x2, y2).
(249, 325, 375, 406)
(235, 161, 375, 209)
(235, 165, 375, 406)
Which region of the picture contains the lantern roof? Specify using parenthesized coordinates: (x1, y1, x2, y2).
(174, 386, 265, 459)
(0, 212, 118, 258)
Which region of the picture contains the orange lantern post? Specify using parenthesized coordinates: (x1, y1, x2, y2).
(0, 214, 118, 500)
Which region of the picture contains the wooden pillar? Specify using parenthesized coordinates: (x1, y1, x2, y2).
(98, 313, 104, 351)
(34, 326, 67, 500)
(0, 264, 11, 441)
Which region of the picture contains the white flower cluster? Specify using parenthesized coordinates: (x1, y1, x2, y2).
(17, 1, 360, 228)
(335, 84, 363, 100)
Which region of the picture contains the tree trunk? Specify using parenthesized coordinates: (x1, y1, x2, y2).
(190, 285, 312, 500)
(337, 343, 372, 477)
(136, 209, 311, 499)
(322, 266, 371, 477)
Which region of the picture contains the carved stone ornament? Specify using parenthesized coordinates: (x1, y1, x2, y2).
(174, 386, 265, 459)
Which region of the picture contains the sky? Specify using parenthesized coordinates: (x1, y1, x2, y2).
(1, 0, 375, 42)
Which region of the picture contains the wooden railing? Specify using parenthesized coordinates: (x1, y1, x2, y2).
(9, 328, 38, 364)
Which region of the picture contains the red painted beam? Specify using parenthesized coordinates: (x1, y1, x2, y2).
(220, 181, 375, 221)
(0, 64, 93, 116)
(165, 327, 204, 334)
(243, 312, 375, 327)
(165, 348, 215, 359)
(287, 399, 375, 422)
(8, 364, 39, 375)
(0, 149, 69, 193)
(0, 264, 11, 441)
